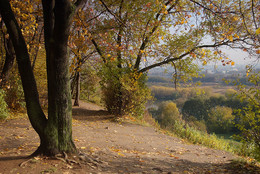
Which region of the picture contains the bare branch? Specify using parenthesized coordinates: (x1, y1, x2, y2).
(74, 0, 88, 12)
(99, 0, 127, 28)
(138, 40, 234, 73)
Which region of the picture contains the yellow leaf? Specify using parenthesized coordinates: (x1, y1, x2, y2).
(233, 16, 239, 21)
(161, 36, 164, 40)
(256, 50, 260, 54)
(80, 147, 86, 149)
(107, 54, 111, 57)
(117, 152, 125, 157)
(228, 35, 233, 42)
(231, 61, 235, 66)
(234, 33, 239, 39)
(256, 28, 260, 35)
(169, 154, 175, 157)
(203, 60, 207, 65)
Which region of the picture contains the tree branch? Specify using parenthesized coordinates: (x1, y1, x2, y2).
(74, 0, 88, 12)
(99, 0, 127, 28)
(134, 0, 179, 70)
(76, 13, 106, 63)
(138, 40, 232, 73)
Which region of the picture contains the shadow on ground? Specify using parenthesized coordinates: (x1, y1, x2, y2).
(96, 154, 260, 174)
(72, 107, 114, 121)
(0, 156, 28, 161)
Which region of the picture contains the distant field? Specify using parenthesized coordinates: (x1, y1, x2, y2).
(198, 83, 236, 95)
(148, 81, 236, 95)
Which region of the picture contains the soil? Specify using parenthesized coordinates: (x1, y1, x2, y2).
(0, 101, 260, 174)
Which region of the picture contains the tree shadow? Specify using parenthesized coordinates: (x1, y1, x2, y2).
(72, 108, 115, 121)
(0, 155, 29, 161)
(98, 155, 260, 174)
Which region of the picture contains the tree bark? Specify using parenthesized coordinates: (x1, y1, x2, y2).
(0, 0, 47, 139)
(42, 0, 76, 154)
(0, 36, 15, 86)
(0, 0, 86, 156)
(74, 71, 80, 106)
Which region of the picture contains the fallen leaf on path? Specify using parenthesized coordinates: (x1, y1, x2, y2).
(117, 152, 125, 157)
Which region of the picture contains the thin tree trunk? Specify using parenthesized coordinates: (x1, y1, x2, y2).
(74, 72, 80, 106)
(0, 0, 47, 139)
(0, 36, 15, 86)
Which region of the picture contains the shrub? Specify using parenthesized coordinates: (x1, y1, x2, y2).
(156, 101, 181, 128)
(0, 89, 9, 119)
(233, 72, 260, 161)
(4, 76, 26, 111)
(207, 106, 235, 134)
(100, 64, 151, 118)
(182, 97, 209, 121)
(185, 116, 207, 132)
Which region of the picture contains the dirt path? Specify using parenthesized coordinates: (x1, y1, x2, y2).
(0, 101, 259, 174)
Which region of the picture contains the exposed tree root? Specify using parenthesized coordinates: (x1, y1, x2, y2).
(19, 158, 34, 167)
(55, 152, 80, 167)
(78, 152, 106, 169)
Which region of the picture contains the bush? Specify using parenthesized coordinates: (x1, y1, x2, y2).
(233, 72, 260, 161)
(156, 101, 181, 128)
(4, 76, 26, 111)
(185, 116, 207, 132)
(182, 97, 209, 121)
(0, 89, 9, 119)
(207, 106, 234, 134)
(100, 65, 151, 118)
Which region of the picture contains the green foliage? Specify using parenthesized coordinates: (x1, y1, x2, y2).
(4, 74, 26, 111)
(79, 64, 100, 104)
(170, 120, 241, 153)
(155, 101, 181, 128)
(233, 72, 260, 161)
(100, 64, 151, 118)
(182, 97, 209, 121)
(185, 116, 207, 132)
(207, 106, 234, 133)
(0, 89, 9, 119)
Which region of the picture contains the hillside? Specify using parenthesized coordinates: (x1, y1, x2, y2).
(0, 101, 259, 174)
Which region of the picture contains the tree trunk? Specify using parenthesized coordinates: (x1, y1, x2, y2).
(0, 0, 47, 141)
(0, 0, 86, 156)
(74, 72, 80, 106)
(0, 36, 15, 86)
(42, 0, 76, 154)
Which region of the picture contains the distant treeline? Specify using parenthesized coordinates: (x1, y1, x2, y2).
(149, 86, 248, 134)
(148, 74, 253, 86)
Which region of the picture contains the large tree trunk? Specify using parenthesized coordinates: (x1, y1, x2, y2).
(1, 0, 86, 156)
(41, 0, 77, 155)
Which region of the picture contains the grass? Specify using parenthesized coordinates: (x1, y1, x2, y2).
(166, 120, 260, 163)
(135, 112, 260, 164)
